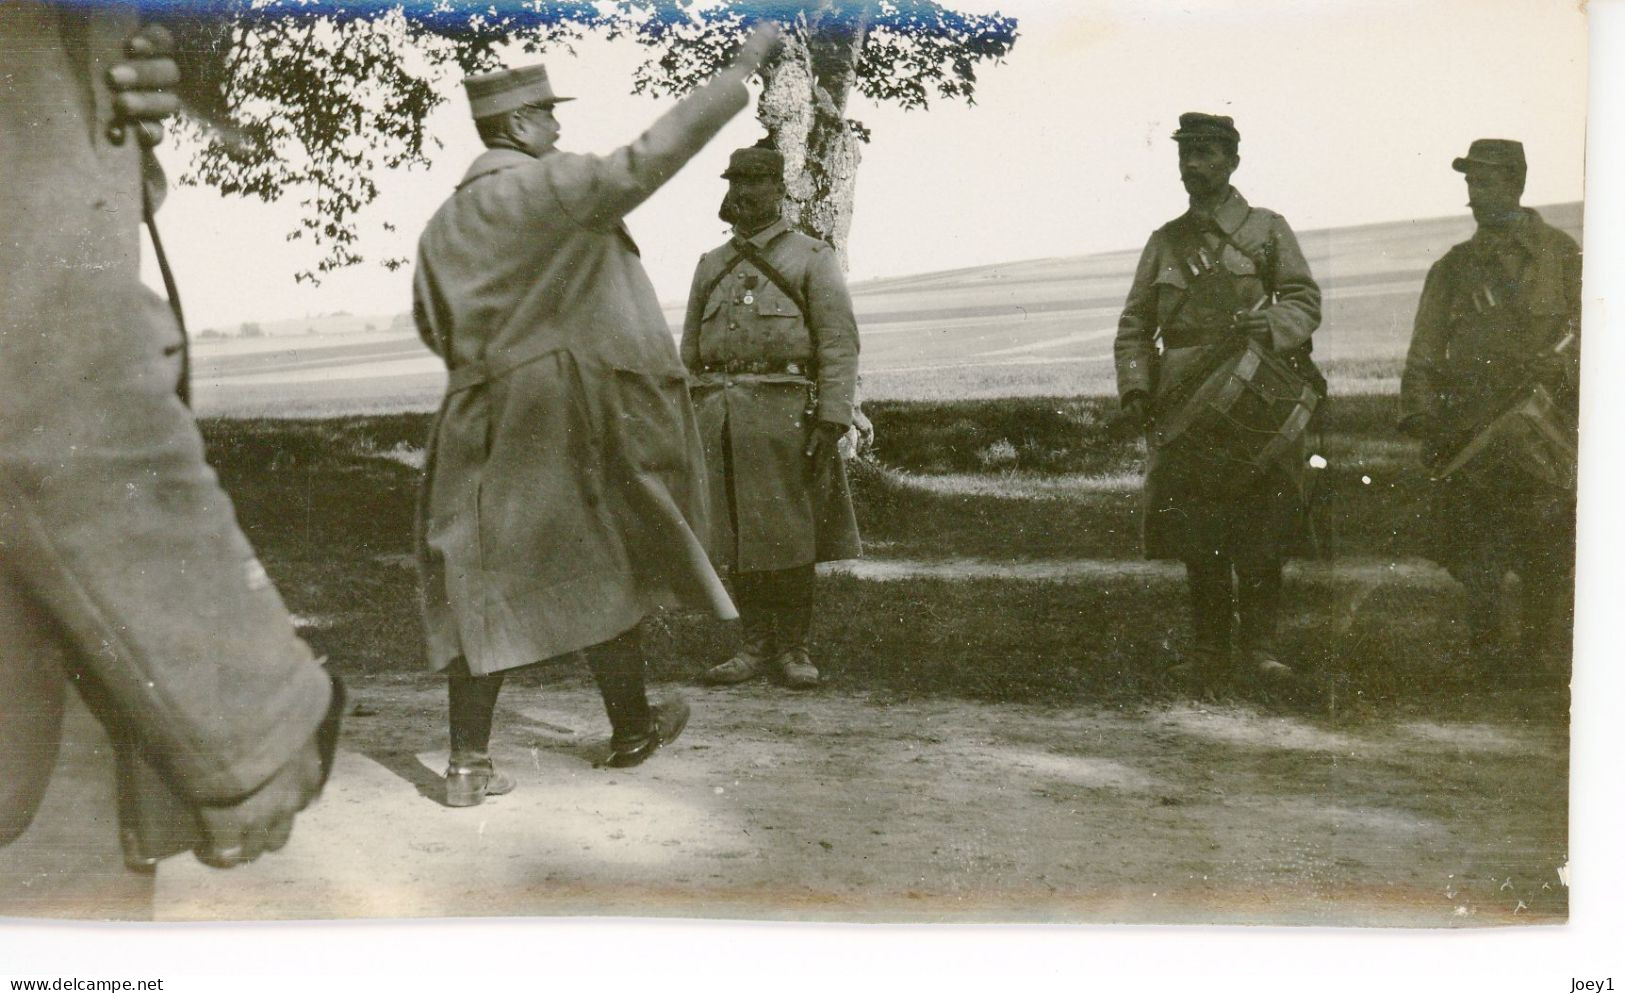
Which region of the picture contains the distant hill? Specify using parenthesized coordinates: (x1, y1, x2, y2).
(198, 310, 413, 341)
(211, 203, 1581, 340)
(191, 202, 1584, 417)
(840, 201, 1582, 316)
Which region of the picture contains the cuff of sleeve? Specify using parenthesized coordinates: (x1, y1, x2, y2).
(816, 399, 854, 427)
(180, 663, 334, 805)
(1267, 311, 1311, 352)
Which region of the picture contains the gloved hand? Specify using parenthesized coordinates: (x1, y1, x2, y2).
(1532, 350, 1580, 388)
(730, 22, 784, 74)
(194, 738, 326, 868)
(1233, 310, 1273, 347)
(193, 673, 343, 869)
(107, 24, 180, 148)
(804, 419, 848, 461)
(850, 405, 876, 456)
(1124, 394, 1149, 427)
(1108, 394, 1150, 442)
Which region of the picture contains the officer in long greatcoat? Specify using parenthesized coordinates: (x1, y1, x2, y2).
(2, 2, 338, 919)
(1399, 139, 1581, 677)
(1114, 113, 1323, 691)
(414, 29, 778, 805)
(681, 143, 862, 690)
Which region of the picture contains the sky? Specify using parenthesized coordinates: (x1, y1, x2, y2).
(151, 0, 1590, 331)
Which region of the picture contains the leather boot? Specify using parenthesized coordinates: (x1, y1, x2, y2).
(773, 566, 820, 689)
(585, 626, 654, 751)
(1237, 559, 1292, 681)
(445, 659, 514, 807)
(587, 626, 690, 768)
(703, 597, 774, 685)
(1458, 566, 1506, 670)
(1171, 557, 1233, 691)
(1518, 572, 1572, 685)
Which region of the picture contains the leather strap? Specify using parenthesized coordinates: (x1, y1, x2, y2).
(445, 333, 563, 394)
(141, 147, 189, 407)
(732, 235, 809, 317)
(694, 229, 822, 385)
(696, 228, 794, 315)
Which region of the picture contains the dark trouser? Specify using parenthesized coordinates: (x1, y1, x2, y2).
(1452, 554, 1574, 662)
(733, 564, 816, 660)
(1434, 477, 1576, 664)
(447, 625, 654, 764)
(1183, 553, 1283, 661)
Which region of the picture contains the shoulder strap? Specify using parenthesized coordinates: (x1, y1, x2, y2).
(732, 232, 807, 316)
(1210, 207, 1274, 296)
(697, 250, 750, 314)
(141, 148, 189, 407)
(693, 230, 822, 382)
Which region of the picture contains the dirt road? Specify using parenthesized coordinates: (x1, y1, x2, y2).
(156, 675, 1568, 926)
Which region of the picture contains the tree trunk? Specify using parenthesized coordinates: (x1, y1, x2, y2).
(756, 7, 868, 271)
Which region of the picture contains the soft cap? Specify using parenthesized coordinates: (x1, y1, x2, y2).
(1171, 112, 1240, 146)
(722, 145, 785, 180)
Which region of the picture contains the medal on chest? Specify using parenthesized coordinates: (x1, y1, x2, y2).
(740, 272, 759, 306)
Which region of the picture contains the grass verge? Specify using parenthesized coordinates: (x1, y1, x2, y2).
(195, 394, 1566, 723)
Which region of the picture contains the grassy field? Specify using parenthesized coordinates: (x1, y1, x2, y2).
(197, 385, 1561, 727)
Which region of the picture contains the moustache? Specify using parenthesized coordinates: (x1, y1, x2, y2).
(720, 191, 777, 222)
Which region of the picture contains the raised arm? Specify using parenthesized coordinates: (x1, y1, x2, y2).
(537, 26, 780, 228)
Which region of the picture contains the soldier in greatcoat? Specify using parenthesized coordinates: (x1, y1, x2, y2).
(414, 28, 778, 805)
(1399, 139, 1581, 675)
(682, 143, 862, 690)
(1114, 113, 1323, 691)
(2, 2, 339, 918)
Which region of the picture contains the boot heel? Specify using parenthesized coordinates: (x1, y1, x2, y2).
(444, 768, 489, 807)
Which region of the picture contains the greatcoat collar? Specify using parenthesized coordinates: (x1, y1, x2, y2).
(1469, 206, 1544, 258)
(732, 215, 792, 249)
(457, 148, 537, 191)
(1184, 186, 1251, 236)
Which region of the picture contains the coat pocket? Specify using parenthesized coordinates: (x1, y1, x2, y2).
(609, 367, 694, 476)
(1152, 268, 1188, 329)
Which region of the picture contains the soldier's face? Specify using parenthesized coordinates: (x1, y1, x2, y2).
(1464, 167, 1522, 225)
(1178, 140, 1238, 199)
(510, 102, 560, 156)
(720, 175, 783, 228)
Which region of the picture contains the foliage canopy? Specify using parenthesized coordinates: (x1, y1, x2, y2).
(162, 1, 1016, 282)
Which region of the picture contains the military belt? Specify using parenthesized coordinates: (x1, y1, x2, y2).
(700, 359, 810, 377)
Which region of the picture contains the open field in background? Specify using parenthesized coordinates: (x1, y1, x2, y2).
(188, 202, 1582, 416)
(174, 201, 1584, 918)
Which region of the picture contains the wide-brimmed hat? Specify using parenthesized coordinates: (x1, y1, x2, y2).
(463, 63, 573, 120)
